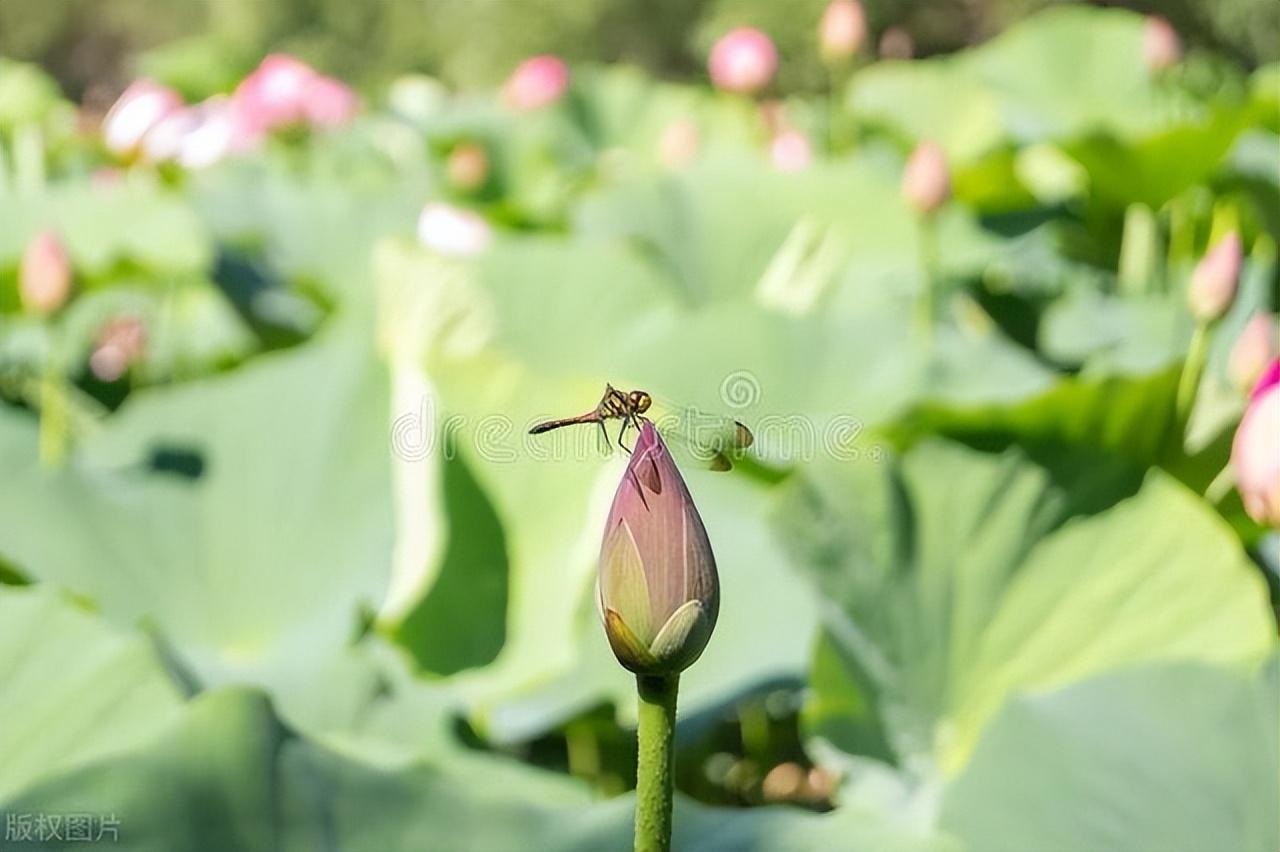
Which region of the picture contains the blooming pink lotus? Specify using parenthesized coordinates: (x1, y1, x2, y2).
(820, 0, 867, 63)
(1143, 16, 1182, 73)
(102, 80, 183, 157)
(1233, 360, 1280, 527)
(416, 202, 493, 257)
(235, 54, 318, 132)
(770, 129, 812, 172)
(19, 231, 72, 315)
(598, 422, 719, 675)
(503, 56, 570, 111)
(302, 75, 359, 129)
(1229, 314, 1278, 393)
(1188, 232, 1242, 323)
(902, 140, 950, 215)
(708, 28, 777, 95)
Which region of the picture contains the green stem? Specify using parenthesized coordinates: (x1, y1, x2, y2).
(635, 674, 678, 852)
(915, 213, 939, 344)
(1175, 323, 1209, 427)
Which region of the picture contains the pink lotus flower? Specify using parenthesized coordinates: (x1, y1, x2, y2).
(901, 140, 950, 215)
(235, 54, 319, 132)
(657, 118, 700, 169)
(19, 231, 72, 315)
(1229, 314, 1278, 393)
(416, 202, 492, 257)
(770, 129, 812, 172)
(1188, 232, 1242, 323)
(1143, 16, 1182, 73)
(1232, 360, 1280, 527)
(90, 316, 147, 382)
(102, 80, 183, 156)
(878, 26, 915, 60)
(708, 28, 778, 95)
(446, 143, 489, 191)
(598, 422, 719, 675)
(302, 75, 359, 129)
(820, 0, 867, 63)
(502, 56, 569, 111)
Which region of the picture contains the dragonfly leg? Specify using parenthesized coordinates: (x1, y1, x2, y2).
(616, 419, 633, 454)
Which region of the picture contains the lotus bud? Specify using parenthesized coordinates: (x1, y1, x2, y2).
(446, 143, 489, 191)
(878, 27, 915, 60)
(708, 28, 778, 95)
(102, 79, 183, 157)
(1188, 231, 1242, 323)
(820, 0, 866, 64)
(598, 422, 719, 675)
(657, 118, 700, 169)
(302, 75, 358, 129)
(1143, 16, 1181, 73)
(502, 55, 569, 111)
(235, 54, 319, 132)
(19, 231, 72, 315)
(770, 128, 812, 172)
(902, 140, 950, 216)
(90, 316, 147, 382)
(1232, 360, 1280, 527)
(416, 202, 492, 257)
(1229, 314, 1278, 393)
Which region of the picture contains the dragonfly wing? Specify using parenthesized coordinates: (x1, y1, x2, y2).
(648, 401, 753, 471)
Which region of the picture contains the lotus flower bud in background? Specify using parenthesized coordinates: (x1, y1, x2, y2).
(102, 79, 183, 156)
(708, 28, 778, 95)
(1232, 360, 1280, 526)
(235, 54, 319, 132)
(1143, 16, 1182, 73)
(301, 75, 358, 129)
(502, 55, 569, 111)
(446, 143, 490, 191)
(657, 118, 700, 169)
(1187, 231, 1242, 323)
(820, 0, 866, 64)
(19, 231, 72, 315)
(1229, 314, 1279, 393)
(770, 128, 812, 172)
(598, 422, 719, 676)
(90, 316, 147, 382)
(878, 27, 915, 60)
(416, 202, 493, 257)
(901, 140, 950, 215)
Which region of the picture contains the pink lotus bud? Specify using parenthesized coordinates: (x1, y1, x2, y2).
(599, 422, 718, 675)
(770, 129, 812, 172)
(302, 75, 358, 129)
(446, 143, 489, 191)
(140, 108, 196, 163)
(174, 97, 259, 169)
(1229, 314, 1279, 393)
(708, 28, 778, 95)
(90, 316, 147, 382)
(878, 26, 915, 60)
(102, 79, 183, 156)
(1143, 16, 1182, 73)
(657, 118, 700, 169)
(19, 231, 72, 315)
(1188, 232, 1242, 323)
(235, 54, 319, 132)
(1232, 360, 1280, 526)
(901, 140, 950, 215)
(820, 0, 867, 63)
(416, 202, 492, 257)
(502, 56, 569, 111)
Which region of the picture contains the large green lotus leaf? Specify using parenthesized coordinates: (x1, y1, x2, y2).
(0, 586, 183, 802)
(941, 659, 1279, 852)
(0, 686, 960, 852)
(774, 439, 1274, 775)
(1040, 288, 1192, 374)
(0, 58, 67, 127)
(0, 181, 211, 277)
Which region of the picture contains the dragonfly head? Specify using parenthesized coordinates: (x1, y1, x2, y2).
(629, 390, 653, 415)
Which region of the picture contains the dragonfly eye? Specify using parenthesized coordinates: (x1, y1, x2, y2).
(632, 391, 652, 413)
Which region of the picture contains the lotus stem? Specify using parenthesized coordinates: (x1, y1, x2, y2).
(634, 674, 679, 852)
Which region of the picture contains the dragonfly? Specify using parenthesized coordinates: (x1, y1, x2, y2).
(529, 384, 754, 471)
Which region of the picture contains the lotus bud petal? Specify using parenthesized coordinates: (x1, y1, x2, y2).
(708, 28, 778, 95)
(19, 231, 72, 315)
(102, 79, 183, 156)
(599, 422, 718, 675)
(235, 54, 319, 132)
(503, 56, 569, 111)
(770, 129, 812, 172)
(416, 202, 492, 257)
(902, 140, 950, 215)
(878, 27, 915, 60)
(1188, 232, 1242, 323)
(1229, 314, 1279, 393)
(302, 75, 358, 129)
(1232, 360, 1280, 527)
(1143, 16, 1182, 73)
(820, 0, 866, 63)
(90, 316, 147, 382)
(446, 143, 490, 191)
